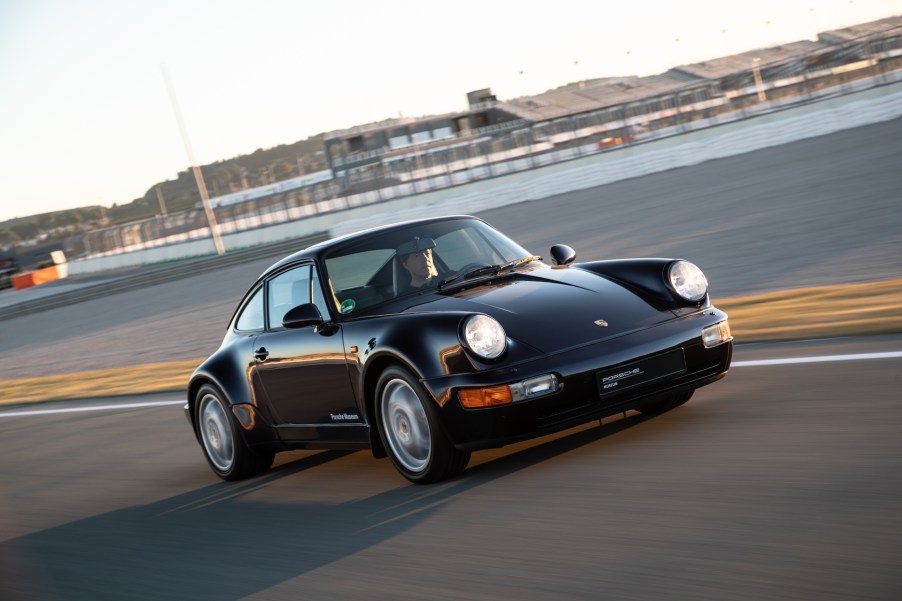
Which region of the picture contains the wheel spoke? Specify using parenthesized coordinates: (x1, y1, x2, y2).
(382, 379, 432, 473)
(199, 394, 234, 472)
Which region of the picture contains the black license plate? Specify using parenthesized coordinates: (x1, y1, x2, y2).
(597, 349, 687, 397)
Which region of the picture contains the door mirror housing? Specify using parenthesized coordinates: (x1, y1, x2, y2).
(550, 244, 577, 266)
(282, 303, 324, 329)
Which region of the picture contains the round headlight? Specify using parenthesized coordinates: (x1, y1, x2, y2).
(668, 260, 708, 302)
(462, 314, 507, 359)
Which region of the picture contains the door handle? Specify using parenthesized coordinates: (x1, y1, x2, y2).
(254, 347, 269, 362)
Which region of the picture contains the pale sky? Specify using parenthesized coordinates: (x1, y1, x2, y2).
(0, 0, 899, 222)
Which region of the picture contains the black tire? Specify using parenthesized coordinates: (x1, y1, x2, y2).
(195, 384, 274, 481)
(375, 366, 470, 484)
(635, 390, 694, 414)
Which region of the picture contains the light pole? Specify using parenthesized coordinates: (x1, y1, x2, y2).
(161, 64, 225, 256)
(752, 58, 767, 102)
(155, 185, 167, 215)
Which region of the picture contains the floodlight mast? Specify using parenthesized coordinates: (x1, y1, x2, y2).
(161, 64, 225, 256)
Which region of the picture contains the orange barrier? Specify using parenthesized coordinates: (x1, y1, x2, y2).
(12, 265, 65, 290)
(597, 135, 635, 149)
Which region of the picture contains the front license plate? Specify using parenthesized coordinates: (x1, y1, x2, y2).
(596, 349, 687, 397)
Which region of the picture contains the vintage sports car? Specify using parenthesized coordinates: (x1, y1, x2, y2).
(186, 215, 732, 483)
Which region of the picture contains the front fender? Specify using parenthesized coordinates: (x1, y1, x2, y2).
(352, 313, 474, 384)
(345, 311, 539, 431)
(355, 311, 543, 382)
(574, 259, 710, 312)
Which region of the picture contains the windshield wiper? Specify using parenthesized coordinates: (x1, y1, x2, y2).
(437, 256, 542, 290)
(436, 267, 493, 290)
(498, 255, 542, 272)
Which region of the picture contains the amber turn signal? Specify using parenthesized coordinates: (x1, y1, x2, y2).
(458, 385, 513, 408)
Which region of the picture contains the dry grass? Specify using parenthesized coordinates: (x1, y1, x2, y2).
(715, 278, 902, 342)
(3, 278, 901, 406)
(1, 359, 201, 406)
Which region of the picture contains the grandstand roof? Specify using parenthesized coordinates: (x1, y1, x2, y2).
(669, 40, 825, 80)
(499, 74, 696, 121)
(818, 15, 902, 44)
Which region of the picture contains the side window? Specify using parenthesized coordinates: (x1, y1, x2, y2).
(267, 265, 312, 329)
(235, 287, 264, 331)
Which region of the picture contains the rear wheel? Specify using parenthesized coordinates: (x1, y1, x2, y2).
(195, 384, 274, 481)
(636, 390, 694, 414)
(376, 366, 470, 484)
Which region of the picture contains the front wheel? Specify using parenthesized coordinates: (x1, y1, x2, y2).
(195, 384, 274, 481)
(376, 367, 470, 484)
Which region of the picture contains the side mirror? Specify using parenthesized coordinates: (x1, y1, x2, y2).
(550, 244, 577, 266)
(282, 303, 323, 329)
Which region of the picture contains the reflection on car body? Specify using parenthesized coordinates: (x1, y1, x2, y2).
(186, 215, 732, 484)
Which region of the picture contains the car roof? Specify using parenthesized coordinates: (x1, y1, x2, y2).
(257, 214, 485, 281)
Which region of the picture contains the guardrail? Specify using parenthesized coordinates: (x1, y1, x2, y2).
(0, 232, 328, 321)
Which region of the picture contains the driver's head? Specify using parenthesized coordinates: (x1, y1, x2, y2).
(397, 237, 438, 287)
(401, 247, 435, 284)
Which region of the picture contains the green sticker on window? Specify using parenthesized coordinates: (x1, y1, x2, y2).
(340, 299, 356, 314)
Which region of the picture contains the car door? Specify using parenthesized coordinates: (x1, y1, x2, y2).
(252, 263, 359, 426)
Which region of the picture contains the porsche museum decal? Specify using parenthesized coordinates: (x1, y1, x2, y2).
(330, 412, 360, 421)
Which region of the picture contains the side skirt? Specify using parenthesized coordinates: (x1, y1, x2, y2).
(275, 423, 372, 450)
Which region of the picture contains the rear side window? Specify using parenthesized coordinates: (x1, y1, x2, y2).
(235, 287, 264, 331)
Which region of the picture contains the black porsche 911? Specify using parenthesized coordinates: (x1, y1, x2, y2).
(186, 215, 732, 483)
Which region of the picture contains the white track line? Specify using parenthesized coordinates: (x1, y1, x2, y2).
(0, 399, 185, 418)
(732, 351, 902, 367)
(1, 351, 900, 418)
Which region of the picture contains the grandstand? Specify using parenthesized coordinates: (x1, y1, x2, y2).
(323, 16, 900, 175)
(72, 15, 902, 260)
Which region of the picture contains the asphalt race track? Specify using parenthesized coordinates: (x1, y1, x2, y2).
(0, 117, 900, 599)
(1, 337, 901, 600)
(0, 117, 900, 380)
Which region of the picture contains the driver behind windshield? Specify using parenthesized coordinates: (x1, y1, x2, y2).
(397, 237, 438, 294)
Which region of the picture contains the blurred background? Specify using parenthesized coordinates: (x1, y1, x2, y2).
(1, 1, 900, 280)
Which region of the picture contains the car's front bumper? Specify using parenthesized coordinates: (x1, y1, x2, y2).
(421, 308, 732, 451)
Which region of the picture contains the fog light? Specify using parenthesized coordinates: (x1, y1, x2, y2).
(510, 374, 561, 402)
(702, 320, 732, 348)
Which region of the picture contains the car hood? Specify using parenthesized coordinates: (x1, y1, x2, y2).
(393, 266, 673, 354)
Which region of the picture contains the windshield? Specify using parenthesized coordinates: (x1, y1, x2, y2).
(323, 218, 532, 316)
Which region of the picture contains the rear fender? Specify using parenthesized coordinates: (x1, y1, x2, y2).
(187, 346, 278, 446)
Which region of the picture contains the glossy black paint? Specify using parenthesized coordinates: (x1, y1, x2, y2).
(186, 215, 732, 470)
(282, 303, 323, 329)
(550, 244, 577, 266)
(576, 259, 707, 311)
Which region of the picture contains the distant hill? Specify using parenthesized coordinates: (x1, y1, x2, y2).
(0, 133, 327, 251)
